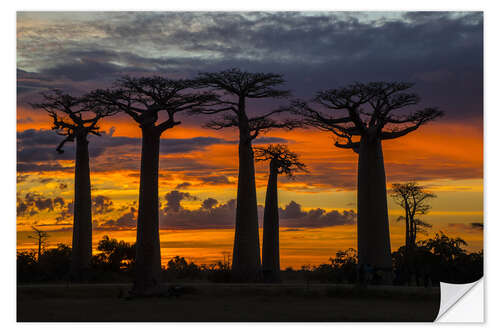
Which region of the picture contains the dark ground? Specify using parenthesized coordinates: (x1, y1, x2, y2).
(17, 283, 440, 322)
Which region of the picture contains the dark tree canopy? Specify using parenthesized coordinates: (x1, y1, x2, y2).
(31, 89, 117, 153)
(292, 82, 444, 152)
(192, 68, 299, 141)
(197, 68, 290, 100)
(89, 76, 216, 133)
(254, 144, 307, 177)
(391, 182, 436, 241)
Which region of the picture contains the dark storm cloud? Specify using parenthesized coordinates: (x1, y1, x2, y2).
(92, 195, 114, 215)
(253, 137, 289, 144)
(470, 222, 484, 230)
(41, 58, 126, 82)
(17, 174, 29, 183)
(17, 162, 72, 173)
(17, 192, 65, 216)
(56, 201, 74, 223)
(279, 201, 356, 228)
(155, 190, 355, 230)
(448, 222, 484, 232)
(198, 175, 233, 185)
(67, 190, 353, 231)
(164, 190, 198, 213)
(17, 12, 482, 121)
(175, 182, 191, 189)
(201, 198, 218, 210)
(17, 129, 237, 173)
(98, 207, 137, 231)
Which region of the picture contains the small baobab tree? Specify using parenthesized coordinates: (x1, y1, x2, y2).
(255, 144, 307, 282)
(28, 226, 49, 261)
(293, 82, 443, 283)
(192, 68, 298, 281)
(391, 182, 435, 285)
(31, 90, 116, 279)
(391, 182, 435, 249)
(90, 76, 215, 294)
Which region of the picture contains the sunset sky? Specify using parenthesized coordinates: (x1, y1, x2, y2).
(16, 11, 483, 268)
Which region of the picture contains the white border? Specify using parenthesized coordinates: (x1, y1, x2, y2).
(3, 1, 498, 331)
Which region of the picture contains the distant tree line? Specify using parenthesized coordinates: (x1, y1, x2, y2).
(17, 232, 482, 285)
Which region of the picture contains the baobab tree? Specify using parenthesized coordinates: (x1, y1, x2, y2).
(292, 82, 443, 283)
(391, 182, 435, 249)
(193, 68, 297, 281)
(31, 89, 116, 279)
(391, 182, 435, 285)
(28, 226, 49, 261)
(90, 76, 215, 294)
(255, 144, 306, 282)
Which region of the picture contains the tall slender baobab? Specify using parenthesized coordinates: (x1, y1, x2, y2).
(293, 82, 443, 283)
(193, 68, 297, 281)
(90, 76, 215, 294)
(31, 90, 116, 279)
(255, 144, 306, 282)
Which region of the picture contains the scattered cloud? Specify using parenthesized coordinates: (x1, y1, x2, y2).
(92, 195, 114, 215)
(175, 182, 191, 189)
(164, 190, 198, 213)
(17, 192, 65, 216)
(201, 198, 218, 210)
(447, 222, 484, 232)
(199, 175, 233, 185)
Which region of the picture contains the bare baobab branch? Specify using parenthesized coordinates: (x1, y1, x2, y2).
(254, 144, 307, 178)
(381, 108, 443, 140)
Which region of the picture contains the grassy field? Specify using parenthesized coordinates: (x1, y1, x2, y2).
(17, 283, 440, 322)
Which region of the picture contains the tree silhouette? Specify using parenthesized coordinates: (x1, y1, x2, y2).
(192, 68, 298, 281)
(27, 226, 49, 261)
(92, 235, 136, 272)
(31, 90, 116, 279)
(391, 182, 435, 249)
(391, 182, 435, 285)
(255, 144, 306, 282)
(90, 76, 215, 294)
(292, 82, 443, 283)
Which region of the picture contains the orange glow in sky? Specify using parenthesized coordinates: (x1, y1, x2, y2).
(17, 104, 483, 268)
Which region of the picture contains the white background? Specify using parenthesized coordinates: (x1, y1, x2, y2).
(1, 0, 497, 331)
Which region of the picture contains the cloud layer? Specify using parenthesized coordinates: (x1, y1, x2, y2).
(18, 12, 482, 123)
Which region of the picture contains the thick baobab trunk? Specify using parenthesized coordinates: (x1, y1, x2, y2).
(70, 133, 92, 280)
(232, 120, 261, 282)
(262, 163, 280, 282)
(356, 130, 392, 284)
(133, 126, 162, 294)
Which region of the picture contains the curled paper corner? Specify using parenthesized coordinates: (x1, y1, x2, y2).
(435, 278, 484, 322)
